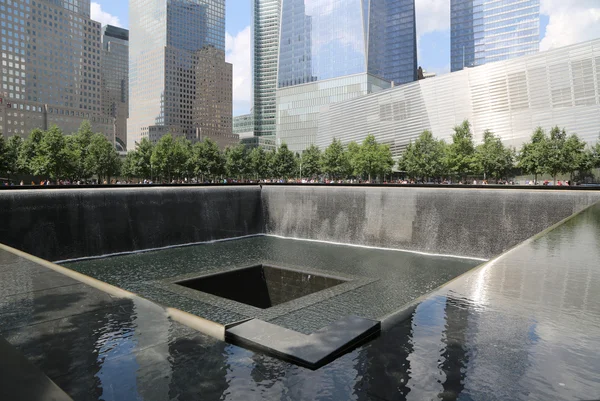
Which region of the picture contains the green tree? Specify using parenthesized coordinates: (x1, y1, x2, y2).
(18, 128, 44, 175)
(86, 134, 121, 183)
(518, 127, 547, 183)
(300, 144, 322, 179)
(121, 152, 137, 180)
(321, 139, 351, 180)
(475, 130, 514, 181)
(131, 138, 154, 180)
(273, 143, 297, 179)
(151, 134, 177, 181)
(544, 126, 569, 183)
(592, 135, 600, 169)
(248, 146, 268, 180)
(225, 144, 248, 180)
(264, 149, 277, 179)
(33, 126, 73, 180)
(171, 137, 192, 179)
(353, 134, 394, 182)
(0, 136, 7, 179)
(4, 135, 23, 181)
(346, 141, 361, 177)
(71, 121, 95, 180)
(563, 133, 587, 181)
(201, 138, 225, 180)
(446, 120, 477, 181)
(399, 130, 447, 181)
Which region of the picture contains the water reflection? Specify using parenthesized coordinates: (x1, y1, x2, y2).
(4, 205, 600, 400)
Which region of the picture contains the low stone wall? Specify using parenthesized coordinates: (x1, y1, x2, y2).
(0, 187, 263, 261)
(262, 186, 600, 259)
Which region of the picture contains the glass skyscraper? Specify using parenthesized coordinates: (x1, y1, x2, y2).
(128, 0, 226, 147)
(252, 0, 280, 138)
(451, 0, 540, 72)
(278, 0, 417, 87)
(101, 25, 129, 151)
(275, 0, 416, 152)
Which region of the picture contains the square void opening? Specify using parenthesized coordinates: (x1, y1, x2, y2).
(176, 264, 348, 309)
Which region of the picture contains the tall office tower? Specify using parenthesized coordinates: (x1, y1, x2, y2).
(0, 0, 114, 139)
(276, 0, 417, 152)
(192, 45, 237, 149)
(128, 0, 227, 148)
(252, 0, 281, 139)
(101, 25, 129, 151)
(451, 0, 540, 72)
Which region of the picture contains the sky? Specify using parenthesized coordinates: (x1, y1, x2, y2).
(93, 0, 600, 116)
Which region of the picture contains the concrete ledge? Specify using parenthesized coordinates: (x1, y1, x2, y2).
(0, 336, 73, 401)
(225, 316, 380, 370)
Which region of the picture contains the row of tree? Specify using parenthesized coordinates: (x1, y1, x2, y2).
(122, 133, 394, 182)
(0, 122, 120, 182)
(2, 119, 599, 183)
(399, 120, 600, 182)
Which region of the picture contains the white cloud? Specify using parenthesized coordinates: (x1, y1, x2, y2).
(540, 0, 600, 51)
(226, 26, 252, 116)
(90, 2, 121, 27)
(416, 0, 450, 37)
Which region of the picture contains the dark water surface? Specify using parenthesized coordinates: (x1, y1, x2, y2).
(65, 237, 480, 333)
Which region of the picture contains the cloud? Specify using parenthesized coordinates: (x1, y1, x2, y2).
(226, 26, 252, 116)
(90, 2, 122, 27)
(540, 0, 600, 51)
(415, 0, 450, 37)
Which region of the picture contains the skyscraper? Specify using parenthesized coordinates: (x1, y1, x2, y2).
(275, 0, 417, 152)
(128, 0, 228, 147)
(451, 0, 540, 72)
(101, 25, 129, 151)
(252, 0, 281, 139)
(0, 0, 114, 140)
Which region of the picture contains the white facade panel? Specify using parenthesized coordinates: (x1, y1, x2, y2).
(317, 39, 600, 157)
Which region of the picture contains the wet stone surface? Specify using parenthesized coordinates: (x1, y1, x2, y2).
(63, 237, 479, 333)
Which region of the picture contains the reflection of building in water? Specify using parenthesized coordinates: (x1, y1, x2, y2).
(439, 297, 470, 399)
(275, 0, 417, 153)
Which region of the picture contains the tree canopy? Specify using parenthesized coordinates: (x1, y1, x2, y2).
(399, 130, 447, 181)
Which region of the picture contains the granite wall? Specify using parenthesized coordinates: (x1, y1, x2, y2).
(262, 186, 600, 259)
(0, 187, 263, 261)
(2, 186, 600, 262)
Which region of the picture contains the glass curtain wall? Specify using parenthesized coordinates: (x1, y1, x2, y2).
(451, 0, 539, 72)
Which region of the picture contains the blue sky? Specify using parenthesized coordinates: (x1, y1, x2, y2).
(92, 0, 600, 116)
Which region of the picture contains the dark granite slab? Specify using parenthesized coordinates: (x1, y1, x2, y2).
(0, 336, 73, 401)
(226, 316, 380, 369)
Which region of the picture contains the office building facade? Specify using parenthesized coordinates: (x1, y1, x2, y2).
(233, 112, 254, 140)
(0, 0, 114, 139)
(128, 0, 228, 148)
(252, 0, 280, 138)
(192, 45, 236, 149)
(451, 0, 540, 72)
(317, 39, 600, 157)
(275, 0, 416, 153)
(101, 25, 129, 151)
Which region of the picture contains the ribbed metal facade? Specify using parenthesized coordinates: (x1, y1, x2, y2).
(317, 39, 600, 157)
